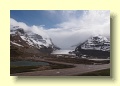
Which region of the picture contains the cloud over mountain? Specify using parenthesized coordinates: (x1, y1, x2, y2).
(10, 10, 110, 49)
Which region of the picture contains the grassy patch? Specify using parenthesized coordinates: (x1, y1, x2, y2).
(76, 68, 110, 76)
(10, 63, 75, 74)
(10, 66, 39, 74)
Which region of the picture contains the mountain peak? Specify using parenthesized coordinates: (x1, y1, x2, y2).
(76, 35, 110, 52)
(10, 25, 59, 54)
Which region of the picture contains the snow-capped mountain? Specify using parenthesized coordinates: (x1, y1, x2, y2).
(75, 35, 110, 58)
(10, 25, 59, 55)
(76, 35, 110, 51)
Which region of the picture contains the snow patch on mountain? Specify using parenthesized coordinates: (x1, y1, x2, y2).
(80, 35, 110, 51)
(10, 25, 54, 49)
(10, 41, 23, 47)
(51, 50, 73, 55)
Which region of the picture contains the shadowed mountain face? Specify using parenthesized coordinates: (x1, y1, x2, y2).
(10, 26, 60, 58)
(75, 35, 110, 58)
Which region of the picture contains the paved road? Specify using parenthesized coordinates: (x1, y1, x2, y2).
(11, 58, 110, 76)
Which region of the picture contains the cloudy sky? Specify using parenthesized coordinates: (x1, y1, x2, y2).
(10, 10, 110, 49)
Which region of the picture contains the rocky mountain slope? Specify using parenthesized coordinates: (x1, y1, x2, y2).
(10, 25, 60, 58)
(75, 35, 110, 58)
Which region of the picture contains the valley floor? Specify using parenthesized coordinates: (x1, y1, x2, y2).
(11, 58, 110, 76)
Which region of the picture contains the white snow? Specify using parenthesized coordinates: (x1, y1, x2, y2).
(10, 31, 15, 34)
(20, 36, 26, 41)
(10, 41, 23, 47)
(11, 25, 53, 49)
(20, 34, 52, 49)
(81, 35, 110, 51)
(26, 31, 52, 48)
(51, 50, 73, 55)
